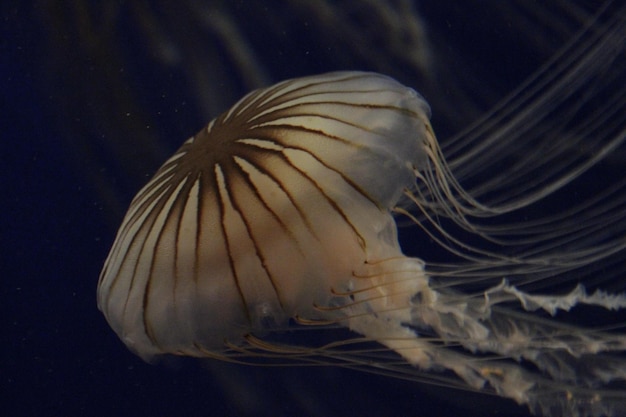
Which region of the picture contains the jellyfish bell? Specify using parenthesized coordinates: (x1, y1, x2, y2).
(98, 10, 626, 417)
(97, 71, 432, 356)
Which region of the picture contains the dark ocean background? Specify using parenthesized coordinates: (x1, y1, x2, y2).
(3, 1, 624, 416)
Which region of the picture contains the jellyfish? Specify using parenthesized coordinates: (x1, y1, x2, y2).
(97, 6, 626, 417)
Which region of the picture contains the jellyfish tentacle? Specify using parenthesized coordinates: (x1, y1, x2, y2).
(342, 261, 540, 404)
(337, 253, 626, 416)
